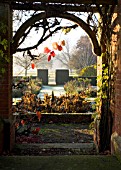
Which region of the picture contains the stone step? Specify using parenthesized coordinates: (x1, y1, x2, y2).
(13, 142, 97, 156)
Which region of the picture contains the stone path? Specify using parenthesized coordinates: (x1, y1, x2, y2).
(0, 155, 121, 170)
(37, 85, 65, 99)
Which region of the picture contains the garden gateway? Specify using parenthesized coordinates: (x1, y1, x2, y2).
(0, 0, 121, 159)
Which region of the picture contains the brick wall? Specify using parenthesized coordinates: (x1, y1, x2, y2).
(0, 3, 15, 154)
(111, 1, 121, 158)
(111, 10, 121, 136)
(113, 70, 121, 136)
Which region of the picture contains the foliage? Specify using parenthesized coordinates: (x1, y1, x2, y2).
(13, 90, 95, 138)
(80, 65, 97, 77)
(85, 88, 97, 98)
(0, 23, 9, 74)
(97, 52, 110, 99)
(64, 78, 97, 98)
(12, 77, 42, 98)
(28, 78, 42, 94)
(12, 89, 23, 98)
(64, 80, 79, 94)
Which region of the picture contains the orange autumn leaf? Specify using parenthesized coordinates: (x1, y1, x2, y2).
(52, 42, 58, 50)
(36, 111, 42, 121)
(61, 40, 65, 46)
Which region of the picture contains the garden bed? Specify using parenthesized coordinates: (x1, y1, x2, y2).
(15, 122, 93, 144)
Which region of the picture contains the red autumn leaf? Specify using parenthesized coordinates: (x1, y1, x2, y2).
(32, 127, 41, 135)
(36, 111, 42, 121)
(31, 62, 35, 69)
(44, 47, 51, 53)
(21, 120, 25, 126)
(57, 45, 63, 51)
(48, 55, 51, 62)
(36, 127, 41, 131)
(50, 51, 56, 57)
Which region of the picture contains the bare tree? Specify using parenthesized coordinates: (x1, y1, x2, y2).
(55, 40, 73, 69)
(34, 53, 53, 69)
(55, 36, 96, 71)
(70, 35, 97, 71)
(13, 53, 31, 76)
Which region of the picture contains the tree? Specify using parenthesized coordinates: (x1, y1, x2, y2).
(13, 53, 31, 76)
(55, 39, 73, 69)
(70, 35, 97, 71)
(34, 53, 53, 69)
(54, 36, 97, 71)
(14, 51, 54, 76)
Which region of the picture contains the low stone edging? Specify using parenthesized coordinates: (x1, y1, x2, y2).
(41, 112, 93, 123)
(14, 112, 94, 123)
(111, 132, 121, 162)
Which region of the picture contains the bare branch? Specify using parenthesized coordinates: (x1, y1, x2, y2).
(2, 0, 117, 5)
(16, 24, 78, 52)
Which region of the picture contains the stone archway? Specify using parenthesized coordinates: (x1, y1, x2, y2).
(11, 11, 101, 56)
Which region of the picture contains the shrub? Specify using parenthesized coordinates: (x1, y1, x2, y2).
(64, 78, 91, 95)
(12, 89, 23, 98)
(12, 77, 42, 97)
(80, 65, 97, 77)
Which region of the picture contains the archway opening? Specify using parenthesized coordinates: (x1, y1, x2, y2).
(0, 1, 118, 155)
(11, 10, 98, 155)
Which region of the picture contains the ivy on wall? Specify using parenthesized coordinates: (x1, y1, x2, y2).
(0, 22, 10, 75)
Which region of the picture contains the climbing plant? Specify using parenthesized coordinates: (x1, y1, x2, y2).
(95, 4, 117, 151)
(80, 65, 97, 77)
(0, 22, 10, 75)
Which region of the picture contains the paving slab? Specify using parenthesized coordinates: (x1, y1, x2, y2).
(0, 155, 121, 170)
